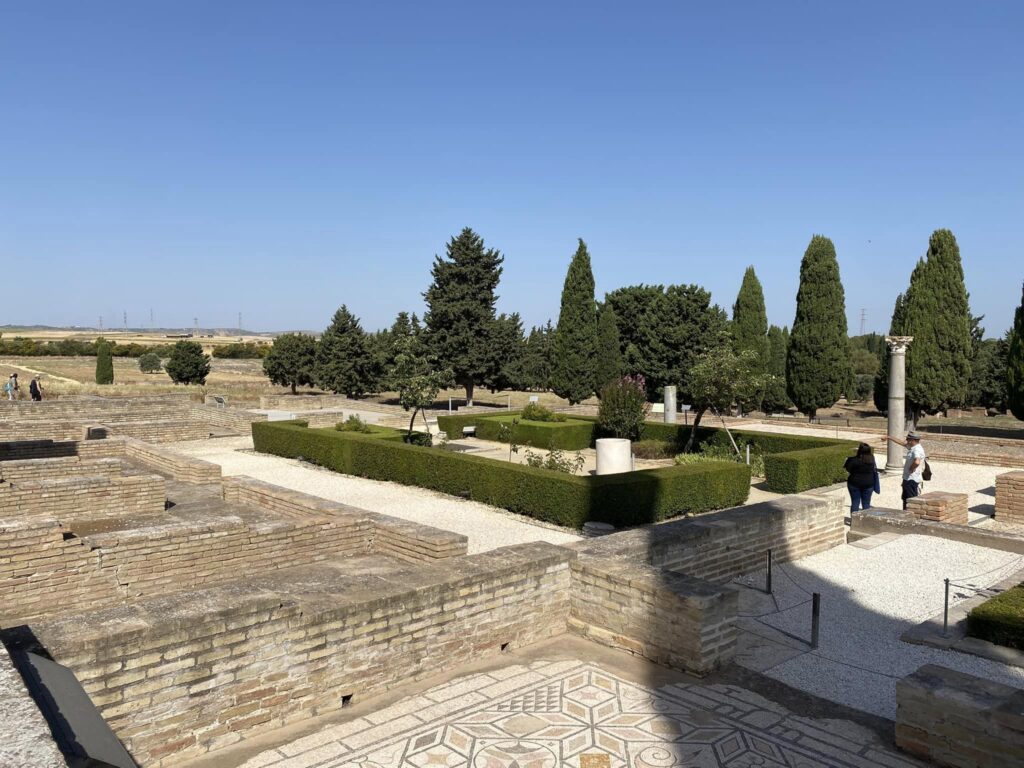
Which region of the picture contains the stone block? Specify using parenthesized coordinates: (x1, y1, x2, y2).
(907, 492, 969, 525)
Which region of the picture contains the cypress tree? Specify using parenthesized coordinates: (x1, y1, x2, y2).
(1008, 282, 1024, 420)
(903, 229, 973, 423)
(422, 228, 503, 406)
(873, 293, 908, 413)
(95, 339, 114, 385)
(732, 266, 769, 371)
(315, 305, 380, 398)
(550, 239, 599, 404)
(762, 325, 790, 413)
(786, 235, 850, 418)
(520, 322, 554, 391)
(594, 303, 623, 393)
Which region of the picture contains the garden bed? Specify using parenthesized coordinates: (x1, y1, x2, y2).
(966, 583, 1024, 650)
(253, 421, 750, 528)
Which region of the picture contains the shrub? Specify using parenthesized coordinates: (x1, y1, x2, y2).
(523, 447, 585, 474)
(165, 341, 211, 385)
(212, 342, 269, 359)
(336, 414, 372, 433)
(95, 339, 114, 385)
(252, 421, 750, 528)
(403, 431, 433, 447)
(598, 375, 650, 440)
(763, 444, 853, 493)
(521, 402, 566, 422)
(631, 439, 678, 460)
(966, 584, 1024, 650)
(138, 352, 162, 373)
(437, 412, 594, 451)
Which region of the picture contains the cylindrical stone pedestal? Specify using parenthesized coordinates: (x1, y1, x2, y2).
(886, 336, 913, 470)
(664, 385, 677, 424)
(596, 438, 632, 475)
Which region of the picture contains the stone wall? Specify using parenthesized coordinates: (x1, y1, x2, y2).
(101, 418, 218, 442)
(896, 664, 1024, 767)
(907, 492, 968, 525)
(191, 403, 268, 434)
(121, 437, 222, 483)
(569, 555, 737, 676)
(0, 419, 90, 442)
(996, 470, 1024, 525)
(27, 542, 572, 766)
(0, 393, 193, 421)
(0, 455, 130, 483)
(222, 476, 469, 561)
(0, 473, 166, 520)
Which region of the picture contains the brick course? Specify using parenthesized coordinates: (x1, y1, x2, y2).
(0, 473, 165, 520)
(996, 470, 1024, 525)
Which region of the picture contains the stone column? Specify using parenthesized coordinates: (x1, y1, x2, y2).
(664, 385, 677, 424)
(885, 336, 913, 470)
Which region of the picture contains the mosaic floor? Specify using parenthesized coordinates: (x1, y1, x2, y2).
(241, 660, 923, 768)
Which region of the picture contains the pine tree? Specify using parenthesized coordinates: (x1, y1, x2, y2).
(786, 235, 851, 418)
(594, 303, 623, 393)
(95, 339, 114, 385)
(422, 228, 503, 406)
(873, 293, 908, 412)
(903, 229, 974, 423)
(732, 266, 769, 370)
(1008, 282, 1024, 420)
(762, 325, 790, 414)
(263, 333, 316, 394)
(165, 341, 211, 385)
(315, 306, 380, 398)
(484, 313, 526, 392)
(550, 239, 599, 404)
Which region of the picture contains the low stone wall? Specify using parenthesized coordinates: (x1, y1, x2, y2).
(103, 418, 218, 443)
(0, 642, 66, 768)
(0, 393, 192, 421)
(851, 508, 1024, 554)
(0, 455, 130, 483)
(997, 470, 1024, 525)
(907, 492, 968, 524)
(121, 437, 222, 484)
(0, 473, 165, 520)
(222, 476, 468, 561)
(0, 419, 90, 442)
(569, 555, 736, 675)
(27, 542, 572, 766)
(191, 404, 268, 434)
(896, 664, 1024, 767)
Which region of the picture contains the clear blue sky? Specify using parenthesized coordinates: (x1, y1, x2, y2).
(2, 2, 1021, 336)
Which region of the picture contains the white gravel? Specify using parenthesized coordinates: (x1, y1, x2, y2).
(734, 534, 1024, 719)
(167, 437, 581, 554)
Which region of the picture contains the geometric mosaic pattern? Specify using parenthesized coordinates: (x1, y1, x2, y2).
(242, 661, 923, 768)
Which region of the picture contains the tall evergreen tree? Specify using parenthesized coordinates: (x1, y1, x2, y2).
(731, 266, 769, 370)
(873, 293, 908, 412)
(315, 306, 380, 398)
(550, 239, 599, 404)
(762, 325, 791, 414)
(520, 322, 554, 391)
(263, 333, 316, 394)
(786, 235, 850, 418)
(594, 303, 623, 394)
(903, 229, 974, 423)
(422, 228, 503, 406)
(1008, 282, 1024, 420)
(95, 338, 114, 385)
(484, 312, 526, 393)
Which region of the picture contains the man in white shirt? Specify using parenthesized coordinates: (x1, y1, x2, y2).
(884, 431, 926, 509)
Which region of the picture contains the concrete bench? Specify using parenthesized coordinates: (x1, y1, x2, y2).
(462, 426, 476, 437)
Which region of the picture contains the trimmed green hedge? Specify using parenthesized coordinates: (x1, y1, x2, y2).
(436, 411, 856, 494)
(967, 584, 1024, 650)
(437, 412, 594, 450)
(253, 421, 750, 528)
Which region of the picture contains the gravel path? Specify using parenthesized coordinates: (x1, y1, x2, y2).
(167, 437, 581, 554)
(734, 534, 1024, 719)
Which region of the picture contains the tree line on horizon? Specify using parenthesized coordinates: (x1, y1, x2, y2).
(262, 226, 1024, 423)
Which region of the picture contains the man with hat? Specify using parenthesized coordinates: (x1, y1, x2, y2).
(884, 431, 927, 509)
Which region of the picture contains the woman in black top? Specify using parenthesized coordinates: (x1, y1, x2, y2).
(844, 442, 878, 512)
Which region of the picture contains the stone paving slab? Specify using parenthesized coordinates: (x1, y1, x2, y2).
(236, 658, 924, 768)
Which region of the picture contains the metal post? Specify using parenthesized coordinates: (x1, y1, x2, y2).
(746, 445, 750, 465)
(943, 578, 950, 637)
(810, 593, 821, 648)
(765, 549, 773, 594)
(448, 397, 452, 414)
(507, 395, 511, 411)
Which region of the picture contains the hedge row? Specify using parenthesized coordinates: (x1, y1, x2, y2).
(437, 413, 594, 450)
(436, 411, 857, 494)
(966, 584, 1024, 650)
(253, 421, 750, 528)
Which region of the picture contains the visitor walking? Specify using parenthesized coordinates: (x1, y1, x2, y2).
(29, 375, 43, 401)
(884, 431, 926, 509)
(843, 442, 879, 512)
(4, 373, 18, 401)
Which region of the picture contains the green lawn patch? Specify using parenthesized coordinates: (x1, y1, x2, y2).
(966, 584, 1024, 650)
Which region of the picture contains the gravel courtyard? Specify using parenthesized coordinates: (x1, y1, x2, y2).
(733, 533, 1024, 719)
(168, 436, 582, 553)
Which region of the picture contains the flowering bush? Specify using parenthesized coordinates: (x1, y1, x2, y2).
(597, 375, 650, 441)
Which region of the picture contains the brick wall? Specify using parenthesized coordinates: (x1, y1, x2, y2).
(0, 456, 130, 483)
(0, 393, 193, 421)
(0, 474, 165, 520)
(0, 420, 90, 442)
(896, 664, 1024, 767)
(569, 555, 737, 676)
(907, 492, 968, 525)
(222, 476, 468, 561)
(27, 542, 572, 766)
(102, 419, 218, 442)
(190, 404, 268, 434)
(121, 437, 222, 483)
(996, 470, 1024, 525)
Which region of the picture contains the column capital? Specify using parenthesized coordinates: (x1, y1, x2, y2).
(885, 335, 913, 353)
